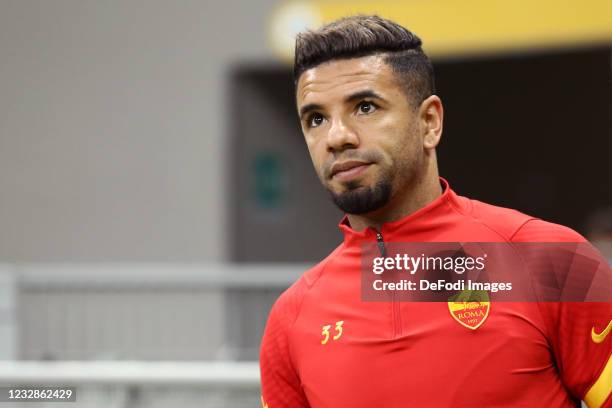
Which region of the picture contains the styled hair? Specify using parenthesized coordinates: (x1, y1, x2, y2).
(294, 15, 435, 108)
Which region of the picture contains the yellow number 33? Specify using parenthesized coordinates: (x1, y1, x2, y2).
(321, 320, 344, 344)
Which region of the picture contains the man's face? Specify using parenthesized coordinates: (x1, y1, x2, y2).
(296, 54, 425, 214)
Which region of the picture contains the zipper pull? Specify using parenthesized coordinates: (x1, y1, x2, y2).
(375, 231, 386, 257)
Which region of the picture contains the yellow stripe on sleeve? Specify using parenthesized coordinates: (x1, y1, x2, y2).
(584, 353, 612, 408)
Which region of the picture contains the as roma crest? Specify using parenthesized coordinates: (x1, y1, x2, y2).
(448, 301, 490, 330)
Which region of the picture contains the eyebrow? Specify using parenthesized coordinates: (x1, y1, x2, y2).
(345, 89, 385, 104)
(298, 89, 387, 120)
(299, 103, 323, 120)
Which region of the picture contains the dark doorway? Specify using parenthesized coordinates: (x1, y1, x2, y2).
(229, 46, 612, 262)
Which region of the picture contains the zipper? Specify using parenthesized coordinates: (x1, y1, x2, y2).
(375, 231, 386, 257)
(375, 230, 402, 338)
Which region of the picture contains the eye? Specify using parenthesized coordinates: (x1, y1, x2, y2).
(357, 101, 378, 114)
(307, 113, 325, 128)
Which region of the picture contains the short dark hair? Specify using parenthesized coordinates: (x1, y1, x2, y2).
(294, 15, 435, 108)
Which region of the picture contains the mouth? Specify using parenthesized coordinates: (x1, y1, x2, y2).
(330, 161, 372, 181)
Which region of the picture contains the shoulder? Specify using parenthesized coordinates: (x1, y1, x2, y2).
(464, 197, 585, 242)
(463, 198, 533, 241)
(510, 218, 587, 243)
(267, 243, 344, 327)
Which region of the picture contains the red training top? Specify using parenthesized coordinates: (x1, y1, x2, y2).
(260, 178, 612, 408)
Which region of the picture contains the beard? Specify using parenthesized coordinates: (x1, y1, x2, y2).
(328, 174, 393, 214)
(322, 145, 418, 215)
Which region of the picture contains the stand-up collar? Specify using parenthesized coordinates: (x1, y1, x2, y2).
(338, 177, 464, 246)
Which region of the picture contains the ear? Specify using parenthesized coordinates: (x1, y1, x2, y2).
(419, 95, 443, 149)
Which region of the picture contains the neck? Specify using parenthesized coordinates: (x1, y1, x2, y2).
(346, 171, 443, 232)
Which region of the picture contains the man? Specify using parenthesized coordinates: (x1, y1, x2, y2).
(260, 15, 611, 407)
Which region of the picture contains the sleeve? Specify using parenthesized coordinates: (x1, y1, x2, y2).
(513, 219, 612, 407)
(260, 292, 310, 408)
(539, 302, 612, 408)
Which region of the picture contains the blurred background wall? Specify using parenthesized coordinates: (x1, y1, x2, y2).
(0, 1, 284, 405)
(0, 0, 281, 262)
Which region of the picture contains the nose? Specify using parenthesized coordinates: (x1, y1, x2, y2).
(326, 117, 360, 153)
